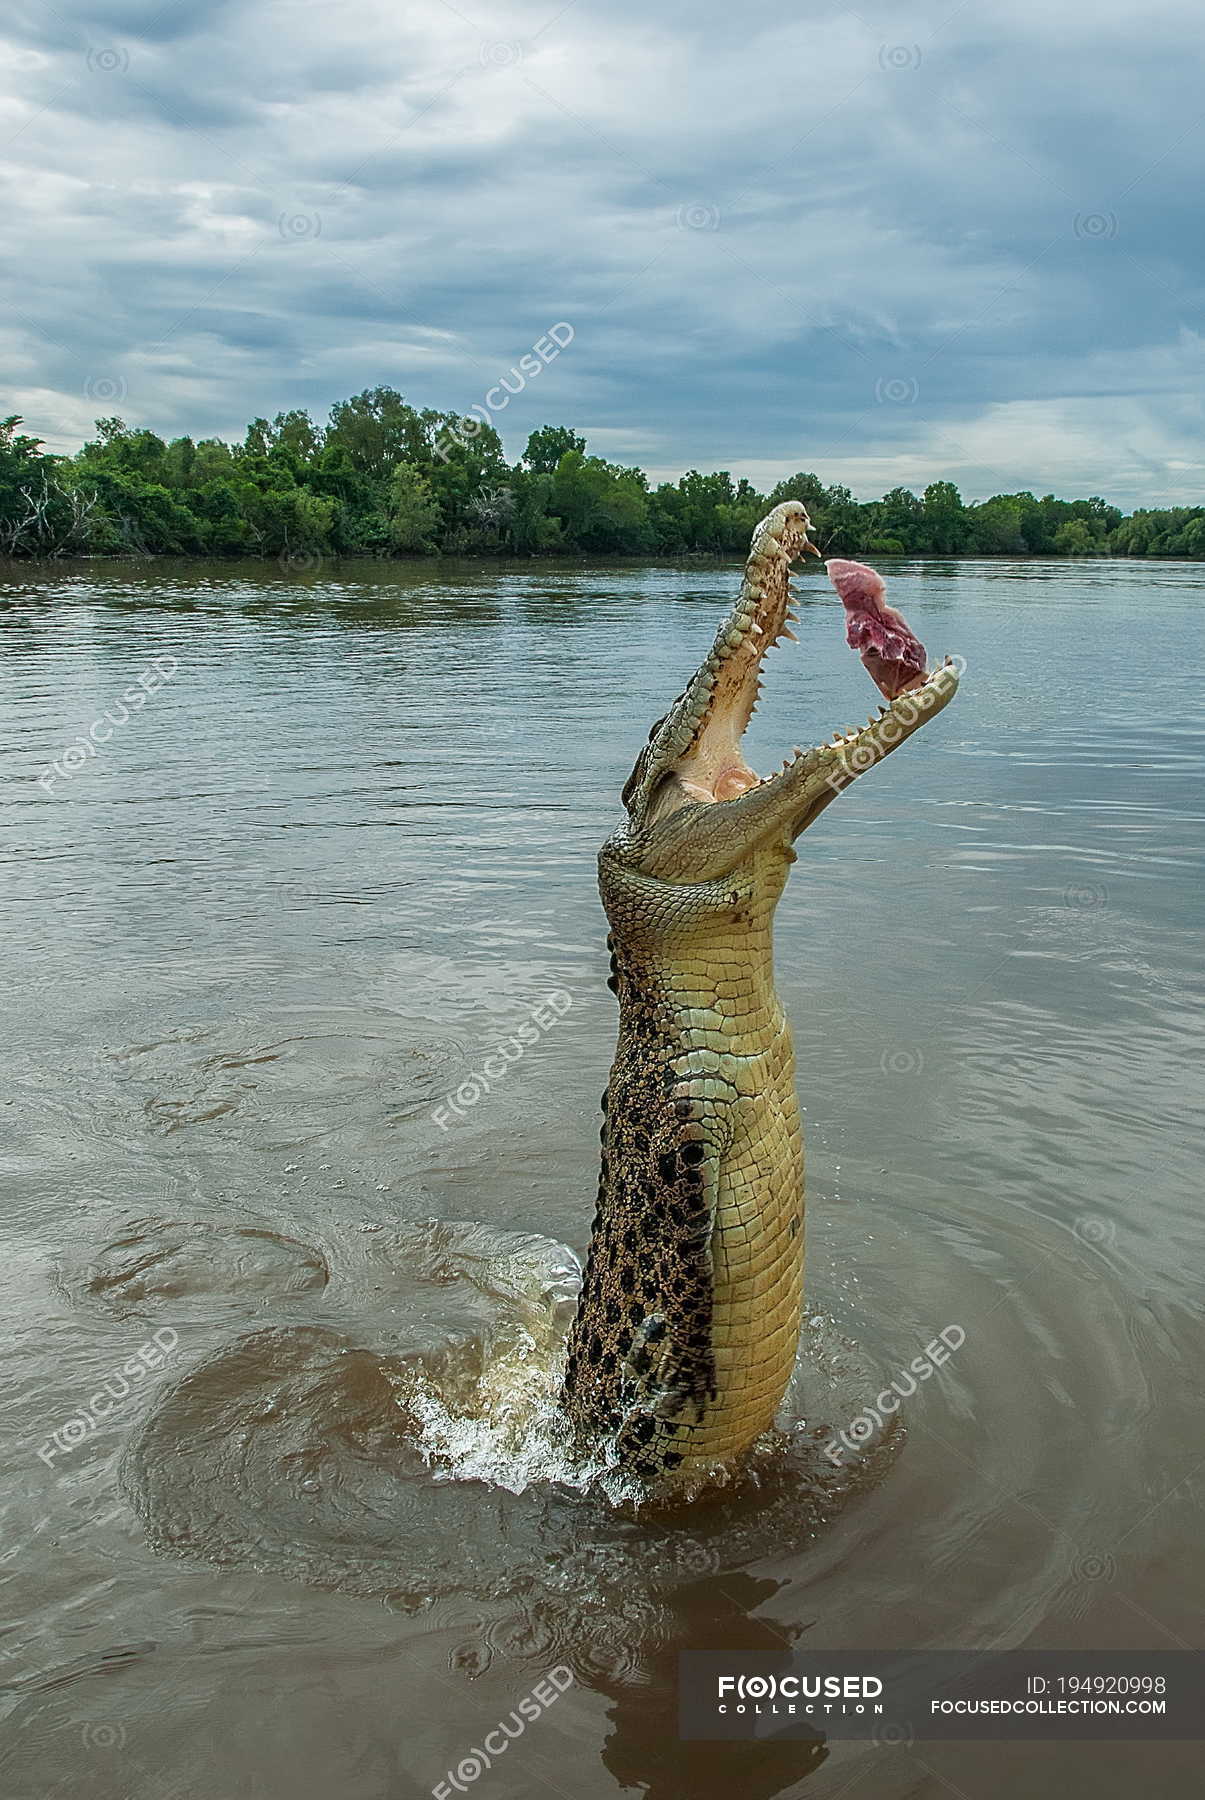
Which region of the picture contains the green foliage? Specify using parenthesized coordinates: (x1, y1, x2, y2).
(548, 452, 652, 554)
(1052, 519, 1099, 556)
(922, 481, 970, 554)
(523, 425, 586, 473)
(0, 416, 86, 554)
(325, 388, 432, 478)
(1, 396, 1202, 561)
(967, 494, 1029, 555)
(387, 463, 442, 551)
(0, 416, 46, 520)
(425, 417, 510, 548)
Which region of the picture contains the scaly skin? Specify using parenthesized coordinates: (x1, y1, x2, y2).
(560, 502, 959, 1487)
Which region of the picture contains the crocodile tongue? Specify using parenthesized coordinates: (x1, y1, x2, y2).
(827, 558, 927, 699)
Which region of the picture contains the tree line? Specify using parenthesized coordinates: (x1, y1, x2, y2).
(2, 390, 1202, 561)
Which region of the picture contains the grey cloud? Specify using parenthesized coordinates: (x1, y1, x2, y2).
(2, 0, 1202, 504)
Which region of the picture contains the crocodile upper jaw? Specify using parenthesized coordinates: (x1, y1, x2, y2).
(642, 505, 960, 845)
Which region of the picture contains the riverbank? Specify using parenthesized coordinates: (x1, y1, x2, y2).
(6, 405, 1202, 564)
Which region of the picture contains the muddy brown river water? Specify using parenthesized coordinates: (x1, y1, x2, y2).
(1, 555, 1202, 1798)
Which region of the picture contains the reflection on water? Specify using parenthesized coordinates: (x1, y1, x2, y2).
(1, 555, 1203, 1799)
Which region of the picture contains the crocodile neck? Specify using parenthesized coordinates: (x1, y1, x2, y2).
(560, 841, 805, 1485)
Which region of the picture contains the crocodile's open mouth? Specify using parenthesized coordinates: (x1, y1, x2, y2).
(622, 501, 959, 839)
(661, 519, 955, 820)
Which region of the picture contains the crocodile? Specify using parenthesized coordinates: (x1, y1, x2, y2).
(560, 501, 959, 1488)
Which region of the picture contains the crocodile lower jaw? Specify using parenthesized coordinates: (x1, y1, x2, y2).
(682, 655, 962, 809)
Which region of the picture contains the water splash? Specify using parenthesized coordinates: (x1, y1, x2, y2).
(124, 1218, 906, 1623)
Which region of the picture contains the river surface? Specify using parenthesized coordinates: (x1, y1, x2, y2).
(0, 555, 1202, 1799)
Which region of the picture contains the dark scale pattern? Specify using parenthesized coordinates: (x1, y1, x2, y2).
(561, 951, 720, 1469)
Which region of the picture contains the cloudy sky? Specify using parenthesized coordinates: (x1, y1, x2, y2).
(3, 0, 1202, 505)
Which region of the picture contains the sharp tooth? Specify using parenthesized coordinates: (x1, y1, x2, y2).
(831, 731, 843, 744)
(781, 626, 799, 643)
(749, 620, 764, 637)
